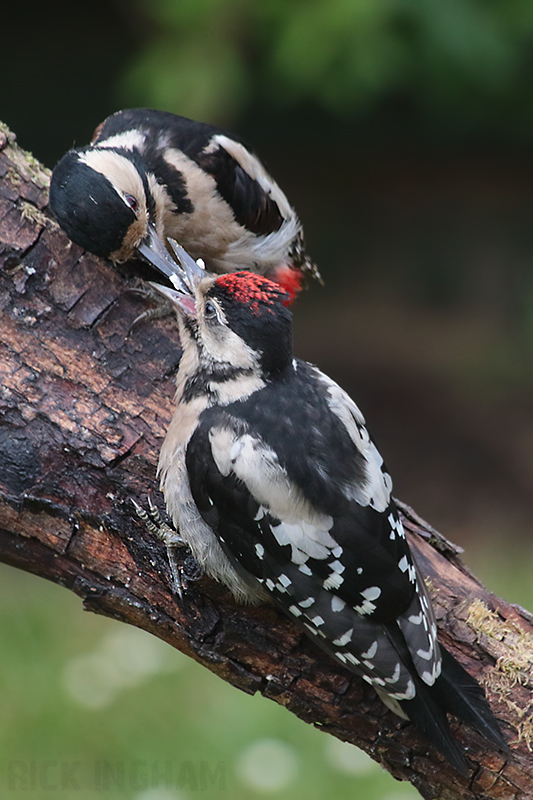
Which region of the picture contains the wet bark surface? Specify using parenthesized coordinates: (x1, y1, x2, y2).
(1, 122, 532, 800)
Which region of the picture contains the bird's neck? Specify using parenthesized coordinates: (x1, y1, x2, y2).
(174, 339, 265, 408)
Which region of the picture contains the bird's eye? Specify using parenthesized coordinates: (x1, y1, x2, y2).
(125, 194, 138, 212)
(204, 300, 217, 320)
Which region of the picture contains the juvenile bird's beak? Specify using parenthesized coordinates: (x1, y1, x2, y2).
(137, 224, 207, 296)
(148, 282, 198, 319)
(167, 237, 206, 289)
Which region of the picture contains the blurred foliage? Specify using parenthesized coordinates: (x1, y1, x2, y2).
(120, 0, 533, 134)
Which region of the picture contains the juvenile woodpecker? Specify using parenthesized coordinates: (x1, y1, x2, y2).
(144, 241, 506, 775)
(49, 108, 319, 301)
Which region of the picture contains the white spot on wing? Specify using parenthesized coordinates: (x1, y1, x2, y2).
(354, 600, 376, 615)
(332, 628, 353, 647)
(344, 652, 360, 666)
(336, 652, 347, 663)
(331, 596, 346, 612)
(361, 586, 381, 601)
(323, 572, 343, 591)
(385, 663, 402, 684)
(390, 679, 416, 700)
(398, 555, 409, 573)
(421, 659, 442, 686)
(361, 641, 378, 659)
(272, 519, 336, 562)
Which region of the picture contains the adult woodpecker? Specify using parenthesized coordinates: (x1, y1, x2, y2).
(49, 108, 319, 302)
(143, 240, 506, 775)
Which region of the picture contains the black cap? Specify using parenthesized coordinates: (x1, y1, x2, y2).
(49, 150, 136, 258)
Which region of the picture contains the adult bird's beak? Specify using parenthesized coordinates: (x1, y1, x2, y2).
(137, 223, 204, 294)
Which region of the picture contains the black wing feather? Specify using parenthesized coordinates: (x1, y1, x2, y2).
(195, 147, 284, 235)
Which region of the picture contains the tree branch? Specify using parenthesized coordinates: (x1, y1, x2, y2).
(0, 121, 532, 800)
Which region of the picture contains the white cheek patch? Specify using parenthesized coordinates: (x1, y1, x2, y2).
(203, 325, 258, 370)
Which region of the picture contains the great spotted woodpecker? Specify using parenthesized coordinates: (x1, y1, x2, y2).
(49, 108, 319, 302)
(142, 240, 506, 775)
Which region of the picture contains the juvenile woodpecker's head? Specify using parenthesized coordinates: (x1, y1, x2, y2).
(49, 147, 158, 263)
(149, 241, 293, 378)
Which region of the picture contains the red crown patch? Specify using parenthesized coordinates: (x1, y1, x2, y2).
(215, 272, 290, 314)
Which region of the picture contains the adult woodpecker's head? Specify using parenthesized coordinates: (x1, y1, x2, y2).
(49, 146, 176, 270)
(147, 239, 293, 379)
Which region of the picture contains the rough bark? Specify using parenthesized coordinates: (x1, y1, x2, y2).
(0, 121, 532, 800)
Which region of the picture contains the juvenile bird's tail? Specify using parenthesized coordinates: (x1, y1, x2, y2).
(400, 644, 507, 775)
(433, 645, 508, 750)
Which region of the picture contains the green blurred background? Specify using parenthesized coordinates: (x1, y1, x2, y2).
(1, 1, 533, 797)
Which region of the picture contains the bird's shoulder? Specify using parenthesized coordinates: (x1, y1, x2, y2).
(212, 360, 387, 513)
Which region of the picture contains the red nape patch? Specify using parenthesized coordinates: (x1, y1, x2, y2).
(215, 272, 290, 314)
(271, 265, 303, 305)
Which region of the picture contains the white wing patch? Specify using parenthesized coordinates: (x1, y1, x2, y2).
(209, 427, 333, 528)
(271, 520, 337, 563)
(97, 130, 147, 151)
(208, 426, 338, 566)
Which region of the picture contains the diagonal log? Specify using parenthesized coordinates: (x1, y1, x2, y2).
(0, 121, 532, 800)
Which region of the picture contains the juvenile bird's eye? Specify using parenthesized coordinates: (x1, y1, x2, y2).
(125, 194, 138, 212)
(204, 300, 217, 319)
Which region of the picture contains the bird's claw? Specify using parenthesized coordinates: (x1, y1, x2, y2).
(131, 496, 203, 599)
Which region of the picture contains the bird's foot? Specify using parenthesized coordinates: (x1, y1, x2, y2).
(132, 496, 203, 599)
(125, 287, 174, 333)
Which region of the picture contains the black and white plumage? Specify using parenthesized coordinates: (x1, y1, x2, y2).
(143, 241, 506, 775)
(49, 108, 319, 301)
